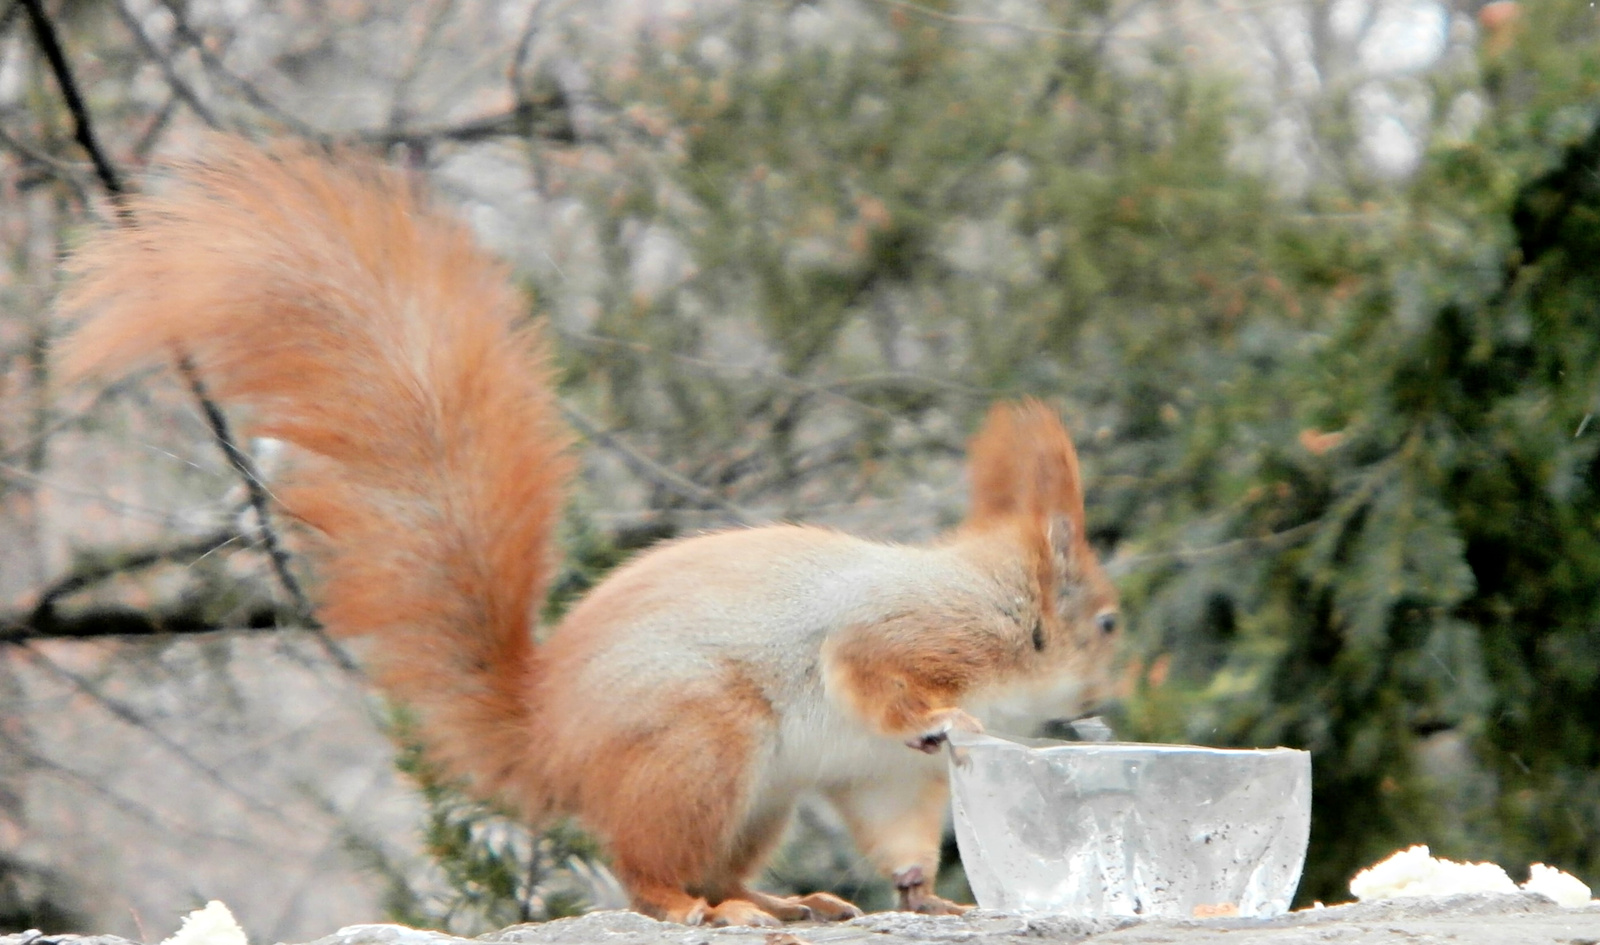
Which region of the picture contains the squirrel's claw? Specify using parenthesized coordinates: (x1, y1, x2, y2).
(906, 707, 983, 753)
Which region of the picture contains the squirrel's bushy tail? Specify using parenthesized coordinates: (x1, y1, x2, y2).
(58, 139, 574, 808)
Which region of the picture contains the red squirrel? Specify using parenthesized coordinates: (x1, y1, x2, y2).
(56, 139, 1122, 927)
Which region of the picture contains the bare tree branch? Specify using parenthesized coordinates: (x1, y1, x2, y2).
(866, 0, 1105, 37)
(18, 0, 128, 212)
(17, 0, 352, 672)
(0, 520, 313, 645)
(560, 329, 919, 421)
(130, 93, 180, 162)
(1, 604, 285, 645)
(173, 359, 316, 622)
(1106, 518, 1323, 577)
(356, 105, 542, 148)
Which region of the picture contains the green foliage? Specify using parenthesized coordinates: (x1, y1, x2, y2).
(376, 707, 600, 935)
(540, 503, 646, 624)
(1123, 0, 1600, 900)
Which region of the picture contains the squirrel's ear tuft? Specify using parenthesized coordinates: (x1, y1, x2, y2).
(966, 399, 1087, 541)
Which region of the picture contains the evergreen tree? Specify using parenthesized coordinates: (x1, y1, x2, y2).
(1126, 0, 1600, 900)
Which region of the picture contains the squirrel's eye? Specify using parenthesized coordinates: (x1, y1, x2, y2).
(1032, 618, 1046, 651)
(1096, 611, 1119, 636)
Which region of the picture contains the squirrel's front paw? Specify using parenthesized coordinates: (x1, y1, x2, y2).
(906, 708, 983, 753)
(893, 865, 973, 914)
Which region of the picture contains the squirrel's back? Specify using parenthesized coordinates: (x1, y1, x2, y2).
(537, 524, 1011, 727)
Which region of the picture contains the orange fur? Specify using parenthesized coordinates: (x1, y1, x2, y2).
(966, 399, 1094, 578)
(967, 401, 1085, 524)
(823, 607, 1018, 735)
(56, 139, 574, 806)
(57, 140, 1121, 927)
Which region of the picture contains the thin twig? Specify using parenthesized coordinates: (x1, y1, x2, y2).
(560, 328, 944, 421)
(173, 357, 313, 620)
(1109, 461, 1394, 576)
(23, 646, 294, 821)
(9, 738, 262, 845)
(872, 0, 1310, 43)
(153, 0, 327, 141)
(30, 526, 247, 616)
(112, 0, 224, 130)
(385, 0, 458, 137)
(867, 0, 1105, 37)
(508, 0, 549, 91)
(1107, 518, 1322, 577)
(0, 459, 201, 524)
(559, 402, 758, 525)
(0, 122, 96, 211)
(131, 93, 179, 162)
(174, 356, 359, 673)
(0, 379, 136, 466)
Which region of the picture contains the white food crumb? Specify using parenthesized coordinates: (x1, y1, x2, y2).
(1349, 845, 1516, 900)
(1351, 846, 1596, 907)
(1522, 863, 1592, 907)
(160, 901, 248, 945)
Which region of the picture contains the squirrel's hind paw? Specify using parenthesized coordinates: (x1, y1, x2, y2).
(702, 899, 783, 927)
(791, 892, 864, 921)
(736, 889, 864, 923)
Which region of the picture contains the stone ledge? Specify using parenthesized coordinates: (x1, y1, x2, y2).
(5, 894, 1597, 945)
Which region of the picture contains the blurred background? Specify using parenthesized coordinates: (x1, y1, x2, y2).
(1, 0, 1598, 939)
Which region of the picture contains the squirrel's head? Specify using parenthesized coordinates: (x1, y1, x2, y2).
(1030, 509, 1122, 711)
(963, 400, 1123, 725)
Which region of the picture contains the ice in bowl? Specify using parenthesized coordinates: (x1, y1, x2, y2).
(948, 730, 1312, 918)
